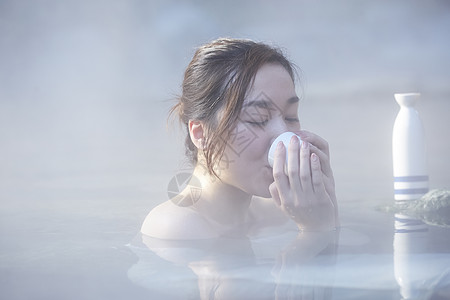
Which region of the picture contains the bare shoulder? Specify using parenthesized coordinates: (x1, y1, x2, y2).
(140, 201, 218, 240)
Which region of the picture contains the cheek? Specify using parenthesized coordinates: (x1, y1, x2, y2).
(244, 136, 269, 161)
(223, 124, 255, 156)
(226, 128, 270, 163)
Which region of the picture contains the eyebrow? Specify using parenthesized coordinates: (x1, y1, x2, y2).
(242, 96, 299, 108)
(242, 100, 271, 109)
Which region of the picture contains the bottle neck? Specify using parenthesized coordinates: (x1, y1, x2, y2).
(395, 93, 420, 108)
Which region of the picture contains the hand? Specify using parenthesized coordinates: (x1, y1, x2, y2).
(269, 130, 339, 231)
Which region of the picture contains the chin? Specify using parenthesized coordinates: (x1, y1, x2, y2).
(252, 185, 272, 198)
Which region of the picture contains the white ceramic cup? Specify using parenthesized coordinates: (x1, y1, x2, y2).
(268, 132, 302, 168)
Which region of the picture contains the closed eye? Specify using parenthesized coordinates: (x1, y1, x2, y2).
(247, 120, 269, 127)
(285, 117, 299, 123)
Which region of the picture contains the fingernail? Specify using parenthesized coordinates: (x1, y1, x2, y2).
(277, 141, 284, 150)
(302, 141, 309, 149)
(290, 135, 299, 145)
(311, 153, 318, 162)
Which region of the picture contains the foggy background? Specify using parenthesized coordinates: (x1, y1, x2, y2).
(1, 0, 450, 225)
(0, 1, 449, 297)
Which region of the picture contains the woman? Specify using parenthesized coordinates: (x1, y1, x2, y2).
(141, 38, 339, 240)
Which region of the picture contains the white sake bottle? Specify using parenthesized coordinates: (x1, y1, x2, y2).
(392, 93, 429, 201)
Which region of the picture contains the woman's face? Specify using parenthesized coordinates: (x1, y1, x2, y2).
(218, 63, 300, 197)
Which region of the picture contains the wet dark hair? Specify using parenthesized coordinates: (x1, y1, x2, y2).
(170, 38, 296, 177)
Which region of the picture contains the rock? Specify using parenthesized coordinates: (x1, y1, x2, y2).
(375, 189, 450, 228)
(398, 189, 450, 227)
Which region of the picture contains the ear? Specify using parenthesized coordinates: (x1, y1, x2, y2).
(188, 120, 205, 149)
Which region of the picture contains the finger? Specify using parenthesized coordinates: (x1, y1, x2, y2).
(311, 153, 339, 227)
(272, 141, 289, 193)
(269, 182, 281, 206)
(287, 135, 302, 193)
(311, 153, 328, 203)
(294, 130, 333, 178)
(296, 130, 330, 157)
(322, 172, 338, 210)
(308, 143, 333, 178)
(299, 140, 312, 193)
(308, 145, 336, 200)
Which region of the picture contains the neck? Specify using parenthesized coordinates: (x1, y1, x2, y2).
(190, 165, 252, 233)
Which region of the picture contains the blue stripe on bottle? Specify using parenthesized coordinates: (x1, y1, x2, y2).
(394, 175, 429, 182)
(394, 216, 425, 226)
(394, 188, 429, 195)
(395, 228, 428, 233)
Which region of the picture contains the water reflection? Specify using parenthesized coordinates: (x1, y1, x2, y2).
(394, 213, 450, 299)
(128, 230, 339, 299)
(394, 213, 429, 299)
(127, 200, 450, 299)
